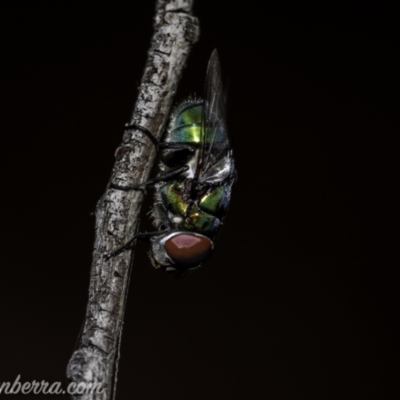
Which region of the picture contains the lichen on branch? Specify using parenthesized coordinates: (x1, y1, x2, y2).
(66, 1, 199, 399)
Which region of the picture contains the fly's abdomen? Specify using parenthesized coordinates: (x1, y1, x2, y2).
(168, 103, 203, 144)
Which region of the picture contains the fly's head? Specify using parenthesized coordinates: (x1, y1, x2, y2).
(149, 231, 214, 274)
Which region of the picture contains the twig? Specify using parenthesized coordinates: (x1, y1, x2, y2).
(66, 1, 199, 399)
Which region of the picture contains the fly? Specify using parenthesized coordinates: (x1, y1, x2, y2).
(107, 49, 236, 273)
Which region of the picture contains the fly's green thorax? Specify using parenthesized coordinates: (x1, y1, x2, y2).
(199, 186, 225, 214)
(160, 179, 228, 235)
(161, 181, 188, 216)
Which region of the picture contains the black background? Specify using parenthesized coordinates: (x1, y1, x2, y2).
(0, 1, 399, 399)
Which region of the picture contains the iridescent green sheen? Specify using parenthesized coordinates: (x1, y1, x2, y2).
(161, 181, 187, 216)
(168, 102, 227, 144)
(174, 103, 202, 127)
(169, 124, 202, 143)
(185, 203, 217, 233)
(161, 179, 219, 235)
(199, 186, 225, 214)
(170, 103, 202, 143)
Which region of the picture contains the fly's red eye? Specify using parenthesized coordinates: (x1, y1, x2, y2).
(165, 234, 212, 268)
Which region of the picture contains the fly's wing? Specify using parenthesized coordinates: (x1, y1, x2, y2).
(196, 49, 234, 184)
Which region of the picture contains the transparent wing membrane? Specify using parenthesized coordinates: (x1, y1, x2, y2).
(196, 50, 233, 182)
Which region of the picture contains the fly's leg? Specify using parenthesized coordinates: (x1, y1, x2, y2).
(110, 165, 189, 191)
(150, 200, 172, 230)
(105, 229, 170, 259)
(116, 123, 195, 190)
(124, 124, 195, 152)
(124, 124, 159, 147)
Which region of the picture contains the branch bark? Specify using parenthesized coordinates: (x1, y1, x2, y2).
(66, 2, 199, 399)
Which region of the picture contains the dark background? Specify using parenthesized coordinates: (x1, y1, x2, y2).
(0, 1, 399, 399)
